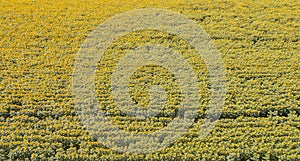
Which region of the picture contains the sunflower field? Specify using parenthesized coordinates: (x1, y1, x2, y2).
(0, 0, 299, 160)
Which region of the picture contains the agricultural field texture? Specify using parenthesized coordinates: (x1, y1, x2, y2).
(0, 0, 299, 160)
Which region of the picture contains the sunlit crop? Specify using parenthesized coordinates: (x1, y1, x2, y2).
(0, 0, 299, 160)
